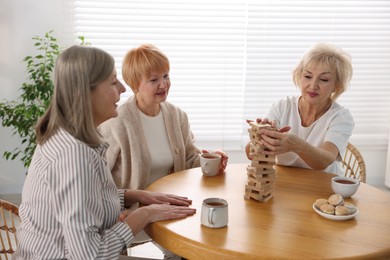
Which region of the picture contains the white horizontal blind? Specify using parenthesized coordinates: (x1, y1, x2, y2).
(244, 0, 390, 148)
(68, 0, 390, 150)
(70, 0, 246, 150)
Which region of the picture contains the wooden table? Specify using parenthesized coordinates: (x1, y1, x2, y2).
(145, 164, 390, 259)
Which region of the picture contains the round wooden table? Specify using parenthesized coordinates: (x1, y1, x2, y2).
(145, 164, 390, 259)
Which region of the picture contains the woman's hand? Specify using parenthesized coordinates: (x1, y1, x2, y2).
(258, 127, 295, 155)
(117, 209, 131, 222)
(246, 118, 276, 128)
(123, 204, 196, 236)
(245, 119, 291, 159)
(201, 149, 228, 174)
(259, 128, 339, 170)
(128, 190, 192, 206)
(143, 204, 197, 223)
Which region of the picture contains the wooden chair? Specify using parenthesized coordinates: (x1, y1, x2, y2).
(342, 142, 366, 183)
(0, 199, 20, 260)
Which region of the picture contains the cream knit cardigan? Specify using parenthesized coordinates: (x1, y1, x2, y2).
(99, 96, 201, 190)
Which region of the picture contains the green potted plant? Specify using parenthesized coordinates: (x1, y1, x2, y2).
(0, 31, 87, 168)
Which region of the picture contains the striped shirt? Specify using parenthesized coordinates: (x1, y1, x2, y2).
(15, 128, 134, 259)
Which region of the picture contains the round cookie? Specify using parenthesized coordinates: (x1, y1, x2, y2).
(343, 202, 357, 214)
(328, 194, 344, 206)
(320, 203, 335, 215)
(315, 198, 329, 209)
(335, 205, 350, 216)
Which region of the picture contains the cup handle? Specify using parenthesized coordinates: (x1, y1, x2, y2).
(208, 208, 215, 225)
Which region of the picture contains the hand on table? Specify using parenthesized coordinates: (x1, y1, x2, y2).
(144, 204, 197, 223)
(136, 190, 192, 206)
(121, 203, 196, 236)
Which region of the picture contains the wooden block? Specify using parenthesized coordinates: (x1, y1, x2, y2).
(244, 189, 261, 200)
(252, 154, 276, 163)
(245, 184, 271, 194)
(260, 193, 274, 202)
(250, 161, 275, 171)
(248, 128, 262, 136)
(247, 166, 275, 174)
(247, 181, 272, 190)
(247, 179, 274, 189)
(247, 173, 276, 182)
(248, 136, 263, 145)
(244, 194, 251, 200)
(248, 132, 262, 142)
(245, 184, 261, 192)
(249, 143, 266, 154)
(244, 189, 274, 202)
(247, 173, 276, 183)
(248, 121, 276, 131)
(247, 167, 276, 179)
(261, 176, 277, 182)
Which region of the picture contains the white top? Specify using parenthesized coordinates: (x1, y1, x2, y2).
(15, 128, 133, 259)
(140, 110, 174, 186)
(267, 96, 354, 175)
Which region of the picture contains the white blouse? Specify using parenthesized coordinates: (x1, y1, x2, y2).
(139, 110, 174, 186)
(268, 96, 354, 175)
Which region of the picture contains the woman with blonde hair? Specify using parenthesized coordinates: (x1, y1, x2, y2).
(246, 43, 354, 175)
(15, 45, 195, 259)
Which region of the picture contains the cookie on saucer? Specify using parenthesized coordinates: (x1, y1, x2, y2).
(343, 202, 357, 214)
(335, 205, 350, 216)
(328, 194, 344, 206)
(315, 198, 329, 209)
(320, 204, 335, 215)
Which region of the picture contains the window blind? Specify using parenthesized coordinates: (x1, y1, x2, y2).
(68, 0, 390, 150)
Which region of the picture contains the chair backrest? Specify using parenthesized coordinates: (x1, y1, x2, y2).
(342, 142, 366, 183)
(0, 199, 20, 260)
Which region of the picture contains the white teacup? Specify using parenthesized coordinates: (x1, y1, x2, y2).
(200, 153, 221, 176)
(201, 198, 228, 228)
(331, 176, 360, 198)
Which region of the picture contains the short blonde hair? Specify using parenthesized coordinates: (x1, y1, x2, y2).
(36, 45, 115, 146)
(292, 43, 353, 100)
(122, 44, 170, 92)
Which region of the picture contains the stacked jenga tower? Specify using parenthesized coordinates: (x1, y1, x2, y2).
(244, 121, 277, 202)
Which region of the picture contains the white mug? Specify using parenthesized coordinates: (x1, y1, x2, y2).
(201, 198, 228, 228)
(200, 153, 222, 176)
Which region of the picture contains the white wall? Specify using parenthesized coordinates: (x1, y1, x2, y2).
(0, 0, 388, 194)
(0, 0, 67, 194)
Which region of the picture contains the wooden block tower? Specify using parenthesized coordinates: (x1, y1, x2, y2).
(244, 121, 277, 202)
